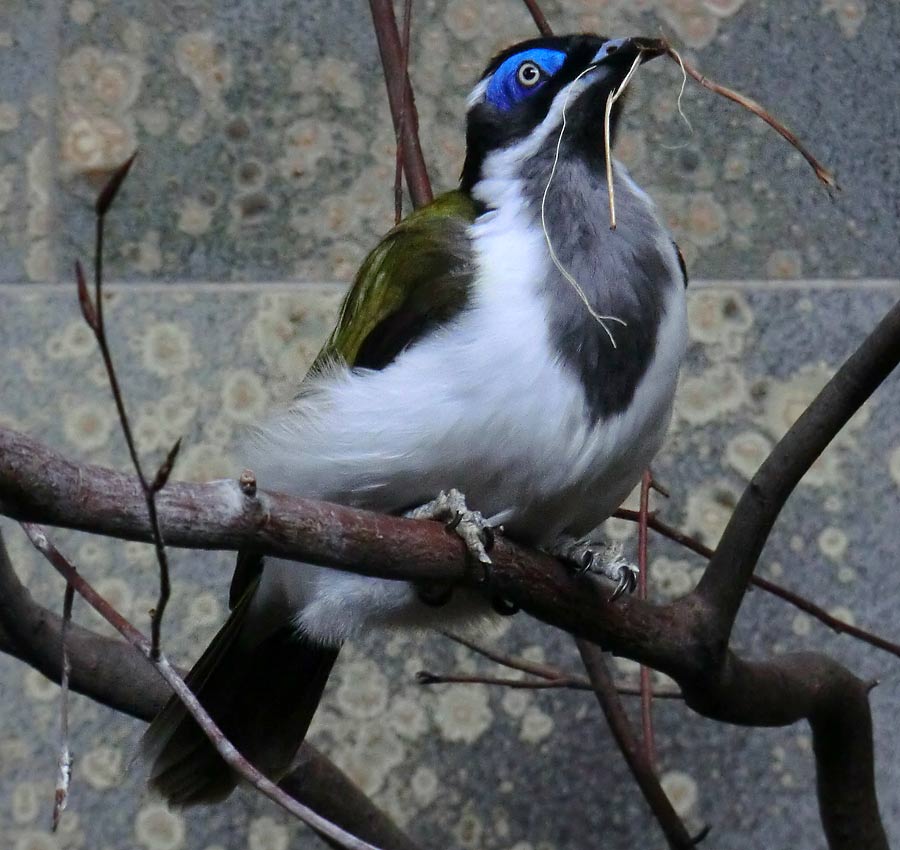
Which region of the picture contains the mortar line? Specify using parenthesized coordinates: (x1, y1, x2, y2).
(0, 278, 897, 294)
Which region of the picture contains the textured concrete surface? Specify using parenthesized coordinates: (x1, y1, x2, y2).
(0, 0, 897, 285)
(1, 1, 899, 849)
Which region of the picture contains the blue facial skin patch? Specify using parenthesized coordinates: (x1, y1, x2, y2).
(486, 48, 567, 111)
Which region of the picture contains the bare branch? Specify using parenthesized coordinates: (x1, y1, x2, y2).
(3, 267, 898, 850)
(393, 0, 414, 224)
(78, 156, 174, 659)
(442, 630, 584, 681)
(0, 529, 421, 850)
(660, 44, 837, 189)
(417, 670, 587, 690)
(0, 441, 888, 848)
(52, 582, 74, 831)
(0, 429, 698, 673)
(279, 750, 421, 850)
(680, 651, 887, 850)
(19, 524, 384, 850)
(368, 0, 433, 209)
(522, 0, 553, 36)
(576, 640, 702, 850)
(415, 669, 682, 698)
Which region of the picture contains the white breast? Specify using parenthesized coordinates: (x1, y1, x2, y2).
(246, 166, 686, 643)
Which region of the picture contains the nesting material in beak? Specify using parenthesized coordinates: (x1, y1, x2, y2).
(603, 50, 644, 230)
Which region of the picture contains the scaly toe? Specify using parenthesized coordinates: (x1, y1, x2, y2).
(406, 490, 497, 567)
(550, 537, 639, 600)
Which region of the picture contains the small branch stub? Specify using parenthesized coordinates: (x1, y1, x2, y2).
(239, 469, 258, 498)
(151, 438, 182, 494)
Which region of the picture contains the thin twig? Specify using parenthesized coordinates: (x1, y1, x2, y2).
(77, 155, 179, 660)
(393, 0, 413, 224)
(521, 0, 553, 36)
(415, 669, 682, 698)
(368, 0, 433, 209)
(613, 508, 900, 662)
(418, 670, 585, 690)
(650, 478, 671, 499)
(637, 471, 657, 767)
(0, 530, 420, 850)
(20, 523, 382, 850)
(658, 42, 837, 190)
(441, 631, 683, 698)
(576, 640, 704, 850)
(52, 582, 74, 832)
(442, 630, 576, 680)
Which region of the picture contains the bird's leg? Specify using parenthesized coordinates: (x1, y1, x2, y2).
(549, 536, 638, 601)
(405, 488, 496, 567)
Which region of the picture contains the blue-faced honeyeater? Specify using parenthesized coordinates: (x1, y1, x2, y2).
(144, 33, 689, 805)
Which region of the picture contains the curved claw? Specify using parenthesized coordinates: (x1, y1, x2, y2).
(577, 549, 594, 575)
(608, 567, 638, 602)
(407, 489, 496, 569)
(478, 559, 491, 584)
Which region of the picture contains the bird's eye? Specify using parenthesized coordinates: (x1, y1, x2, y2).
(483, 48, 563, 110)
(516, 61, 542, 88)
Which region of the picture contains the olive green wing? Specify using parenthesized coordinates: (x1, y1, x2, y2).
(230, 192, 479, 608)
(311, 189, 480, 372)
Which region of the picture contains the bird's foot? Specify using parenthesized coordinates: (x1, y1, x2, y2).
(405, 488, 495, 568)
(551, 537, 638, 601)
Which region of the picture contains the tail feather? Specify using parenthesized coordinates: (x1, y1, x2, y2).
(141, 584, 339, 806)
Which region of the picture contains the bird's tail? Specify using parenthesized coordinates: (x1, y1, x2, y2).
(141, 583, 339, 806)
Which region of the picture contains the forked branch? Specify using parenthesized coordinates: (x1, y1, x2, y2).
(16, 525, 384, 850)
(0, 530, 420, 850)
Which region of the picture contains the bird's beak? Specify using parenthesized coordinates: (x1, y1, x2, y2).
(591, 36, 666, 69)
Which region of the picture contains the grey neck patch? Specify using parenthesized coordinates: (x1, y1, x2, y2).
(519, 152, 677, 422)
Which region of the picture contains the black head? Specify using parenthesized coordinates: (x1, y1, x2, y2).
(460, 34, 661, 194)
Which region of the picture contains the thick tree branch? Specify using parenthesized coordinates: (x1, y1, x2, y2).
(0, 425, 701, 675)
(680, 652, 886, 850)
(0, 530, 421, 850)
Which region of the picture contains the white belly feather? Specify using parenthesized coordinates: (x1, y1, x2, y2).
(243, 173, 687, 644)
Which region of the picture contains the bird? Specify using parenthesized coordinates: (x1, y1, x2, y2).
(142, 32, 689, 806)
